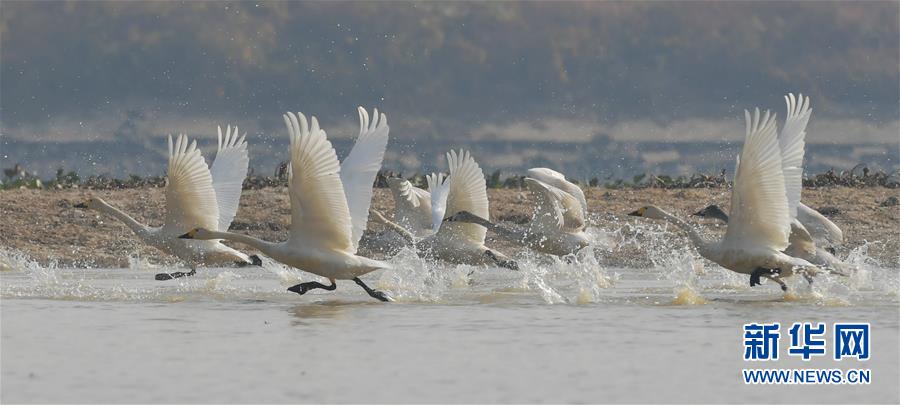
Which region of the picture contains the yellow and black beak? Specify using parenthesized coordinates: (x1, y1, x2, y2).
(628, 207, 645, 217)
(179, 229, 198, 239)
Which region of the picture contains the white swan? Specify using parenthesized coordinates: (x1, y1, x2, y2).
(386, 177, 433, 237)
(76, 127, 256, 280)
(370, 150, 519, 270)
(525, 167, 588, 218)
(180, 107, 393, 301)
(630, 96, 823, 291)
(358, 177, 433, 256)
(694, 203, 851, 275)
(444, 172, 590, 256)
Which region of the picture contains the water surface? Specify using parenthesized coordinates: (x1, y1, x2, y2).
(2, 250, 898, 403)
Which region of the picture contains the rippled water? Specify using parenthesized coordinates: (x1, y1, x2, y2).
(1, 247, 898, 403)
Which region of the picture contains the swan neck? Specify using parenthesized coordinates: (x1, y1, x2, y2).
(659, 210, 709, 251)
(475, 217, 526, 243)
(378, 216, 415, 244)
(204, 230, 275, 253)
(95, 199, 148, 235)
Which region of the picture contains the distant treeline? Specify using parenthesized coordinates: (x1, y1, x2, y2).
(2, 163, 897, 191)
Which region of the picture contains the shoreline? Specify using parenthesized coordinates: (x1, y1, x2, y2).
(1, 186, 898, 269)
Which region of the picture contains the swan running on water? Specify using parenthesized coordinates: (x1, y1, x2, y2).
(181, 107, 393, 301)
(370, 150, 519, 270)
(694, 203, 851, 276)
(630, 94, 826, 292)
(443, 168, 591, 257)
(76, 127, 257, 280)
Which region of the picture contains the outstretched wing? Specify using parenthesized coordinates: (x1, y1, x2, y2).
(210, 125, 249, 232)
(779, 93, 811, 220)
(163, 134, 220, 233)
(428, 172, 450, 233)
(526, 167, 588, 217)
(438, 150, 489, 244)
(388, 177, 433, 236)
(723, 109, 790, 251)
(796, 202, 843, 245)
(284, 112, 353, 252)
(340, 107, 390, 251)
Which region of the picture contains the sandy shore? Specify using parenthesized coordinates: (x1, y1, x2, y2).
(1, 186, 897, 268)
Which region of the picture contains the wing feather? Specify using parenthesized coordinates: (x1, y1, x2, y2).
(779, 93, 811, 219)
(723, 109, 791, 251)
(163, 134, 220, 233)
(284, 112, 354, 251)
(388, 178, 433, 236)
(339, 107, 390, 250)
(428, 172, 450, 233)
(210, 125, 250, 231)
(438, 150, 489, 244)
(526, 168, 588, 218)
(796, 202, 843, 245)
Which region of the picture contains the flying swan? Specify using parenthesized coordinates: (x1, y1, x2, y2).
(180, 108, 393, 301)
(694, 202, 851, 276)
(443, 168, 591, 257)
(630, 95, 825, 291)
(370, 150, 519, 270)
(76, 127, 256, 280)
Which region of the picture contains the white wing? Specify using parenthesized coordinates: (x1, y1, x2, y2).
(723, 109, 790, 251)
(210, 125, 249, 232)
(340, 107, 390, 251)
(779, 93, 811, 219)
(387, 177, 432, 236)
(526, 167, 588, 217)
(785, 219, 817, 259)
(438, 150, 489, 244)
(525, 178, 586, 233)
(428, 172, 450, 233)
(283, 112, 354, 252)
(525, 178, 565, 233)
(163, 134, 220, 232)
(796, 202, 843, 245)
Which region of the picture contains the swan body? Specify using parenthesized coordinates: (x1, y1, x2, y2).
(444, 173, 590, 256)
(76, 127, 254, 276)
(694, 203, 851, 275)
(631, 94, 824, 291)
(181, 107, 393, 301)
(370, 150, 518, 270)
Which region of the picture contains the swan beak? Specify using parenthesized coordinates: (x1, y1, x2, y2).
(179, 230, 197, 239)
(442, 216, 455, 222)
(628, 208, 644, 217)
(74, 202, 88, 209)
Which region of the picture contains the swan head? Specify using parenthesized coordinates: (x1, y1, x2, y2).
(74, 197, 103, 210)
(627, 205, 668, 220)
(179, 227, 215, 240)
(443, 210, 487, 224)
(693, 204, 729, 222)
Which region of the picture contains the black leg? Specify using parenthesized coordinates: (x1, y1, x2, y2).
(750, 267, 781, 288)
(353, 277, 391, 302)
(485, 250, 519, 271)
(155, 267, 197, 281)
(288, 279, 337, 295)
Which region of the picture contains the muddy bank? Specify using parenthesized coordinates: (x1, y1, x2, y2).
(1, 186, 897, 268)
